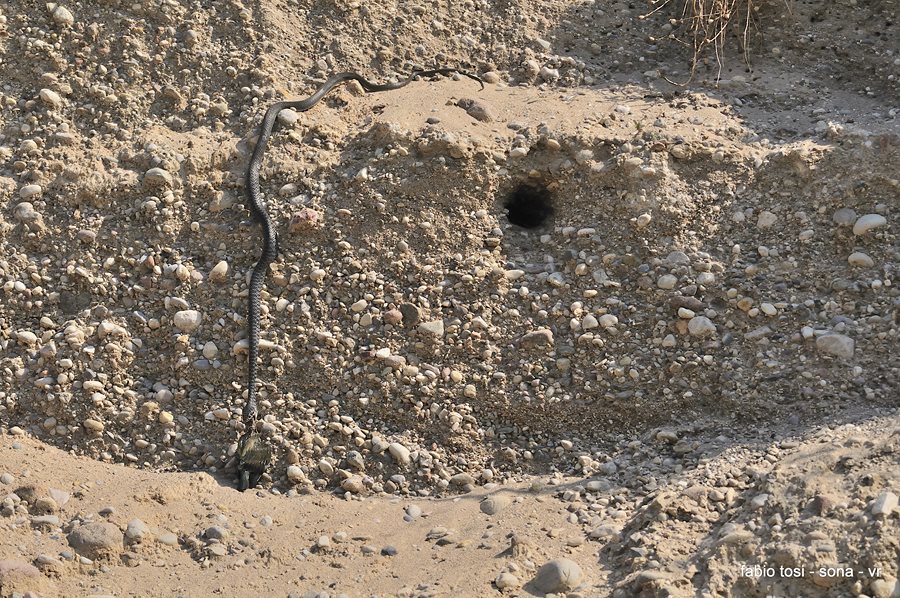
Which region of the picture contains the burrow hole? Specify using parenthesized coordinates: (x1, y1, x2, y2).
(504, 182, 554, 229)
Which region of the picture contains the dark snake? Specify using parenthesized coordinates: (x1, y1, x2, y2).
(237, 68, 484, 491)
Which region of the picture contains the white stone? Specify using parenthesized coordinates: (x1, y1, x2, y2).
(388, 443, 411, 466)
(19, 184, 42, 200)
(657, 274, 677, 289)
(598, 314, 618, 328)
(173, 310, 202, 332)
(871, 491, 897, 517)
(636, 213, 652, 228)
(350, 299, 368, 313)
(209, 260, 229, 283)
(582, 314, 598, 329)
(277, 108, 299, 126)
(687, 316, 716, 337)
(848, 252, 875, 268)
(39, 88, 63, 108)
(51, 5, 75, 26)
(509, 147, 529, 158)
(286, 465, 305, 483)
(816, 334, 855, 359)
(760, 302, 777, 316)
(533, 559, 583, 593)
(310, 268, 327, 282)
(852, 214, 887, 235)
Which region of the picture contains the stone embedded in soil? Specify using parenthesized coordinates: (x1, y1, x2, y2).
(143, 167, 173, 188)
(519, 329, 554, 348)
(480, 495, 510, 515)
(418, 319, 444, 336)
(496, 572, 521, 589)
(532, 558, 583, 593)
(173, 310, 202, 332)
(687, 316, 716, 337)
(816, 334, 855, 359)
(67, 522, 124, 560)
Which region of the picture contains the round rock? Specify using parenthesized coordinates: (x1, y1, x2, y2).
(67, 522, 124, 560)
(852, 214, 887, 235)
(480, 495, 510, 516)
(687, 316, 716, 337)
(173, 310, 202, 332)
(532, 558, 584, 593)
(847, 252, 874, 268)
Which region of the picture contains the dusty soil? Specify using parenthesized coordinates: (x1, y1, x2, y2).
(0, 0, 897, 596)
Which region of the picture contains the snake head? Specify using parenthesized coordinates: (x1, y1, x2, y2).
(236, 429, 272, 492)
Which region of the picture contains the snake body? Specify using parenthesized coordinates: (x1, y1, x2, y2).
(237, 68, 483, 491)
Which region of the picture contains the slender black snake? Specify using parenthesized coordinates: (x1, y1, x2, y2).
(237, 68, 484, 491)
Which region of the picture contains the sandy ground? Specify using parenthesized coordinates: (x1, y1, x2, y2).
(1, 0, 898, 596)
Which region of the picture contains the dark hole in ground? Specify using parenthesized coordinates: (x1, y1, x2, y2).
(504, 183, 554, 228)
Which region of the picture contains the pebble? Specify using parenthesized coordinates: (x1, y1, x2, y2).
(480, 495, 510, 515)
(277, 108, 299, 126)
(815, 334, 855, 359)
(509, 147, 529, 158)
(173, 310, 202, 332)
(519, 329, 554, 348)
(380, 545, 398, 556)
(582, 314, 599, 329)
(832, 208, 856, 226)
(67, 522, 124, 560)
(418, 320, 444, 336)
(495, 572, 520, 589)
(756, 211, 778, 229)
(687, 316, 716, 337)
(388, 443, 411, 466)
(460, 98, 495, 122)
(657, 274, 677, 289)
(0, 473, 13, 485)
(405, 505, 422, 519)
(286, 465, 305, 483)
(209, 260, 229, 283)
(398, 303, 421, 324)
(125, 519, 150, 542)
(848, 252, 875, 268)
(143, 167, 173, 188)
(871, 491, 897, 517)
(852, 214, 887, 235)
(532, 559, 583, 593)
(382, 309, 403, 325)
(39, 88, 63, 109)
(204, 526, 228, 541)
(157, 532, 178, 546)
(51, 4, 75, 26)
(83, 418, 104, 432)
(18, 185, 42, 200)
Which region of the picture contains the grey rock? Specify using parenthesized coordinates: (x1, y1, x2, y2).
(532, 558, 584, 593)
(816, 334, 855, 359)
(67, 522, 123, 560)
(480, 495, 510, 516)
